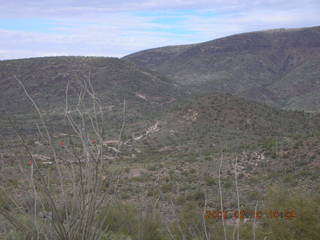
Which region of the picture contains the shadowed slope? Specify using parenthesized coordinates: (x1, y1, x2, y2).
(124, 26, 320, 111)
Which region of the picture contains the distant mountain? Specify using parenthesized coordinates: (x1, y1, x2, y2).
(124, 26, 320, 112)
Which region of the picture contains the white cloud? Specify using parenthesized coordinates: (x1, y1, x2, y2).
(0, 0, 319, 59)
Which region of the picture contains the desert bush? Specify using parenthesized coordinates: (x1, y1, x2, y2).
(170, 201, 205, 239)
(247, 190, 262, 201)
(98, 202, 138, 237)
(98, 202, 167, 240)
(0, 73, 112, 239)
(260, 186, 320, 240)
(204, 176, 216, 186)
(161, 183, 174, 193)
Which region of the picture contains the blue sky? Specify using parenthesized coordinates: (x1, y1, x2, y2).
(0, 0, 319, 60)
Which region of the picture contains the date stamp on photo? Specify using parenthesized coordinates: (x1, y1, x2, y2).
(205, 209, 297, 220)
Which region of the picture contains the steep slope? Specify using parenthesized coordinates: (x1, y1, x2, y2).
(124, 26, 320, 111)
(0, 56, 179, 113)
(0, 56, 181, 137)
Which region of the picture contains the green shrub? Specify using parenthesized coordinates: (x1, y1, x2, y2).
(174, 195, 186, 205)
(186, 190, 205, 206)
(260, 186, 320, 240)
(98, 202, 138, 236)
(98, 202, 167, 240)
(247, 190, 262, 201)
(161, 183, 174, 193)
(204, 176, 216, 186)
(223, 180, 232, 188)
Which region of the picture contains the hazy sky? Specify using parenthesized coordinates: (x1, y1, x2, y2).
(0, 0, 319, 60)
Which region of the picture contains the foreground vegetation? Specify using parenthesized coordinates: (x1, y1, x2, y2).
(1, 178, 319, 240)
(1, 59, 319, 239)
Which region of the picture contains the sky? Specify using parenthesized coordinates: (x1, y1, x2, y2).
(0, 0, 319, 60)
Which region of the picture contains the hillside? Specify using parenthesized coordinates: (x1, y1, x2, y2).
(0, 56, 181, 137)
(124, 26, 320, 112)
(0, 56, 179, 112)
(1, 56, 319, 145)
(150, 93, 320, 154)
(1, 57, 320, 240)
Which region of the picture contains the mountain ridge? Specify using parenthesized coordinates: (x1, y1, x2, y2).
(0, 56, 181, 113)
(124, 26, 320, 112)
